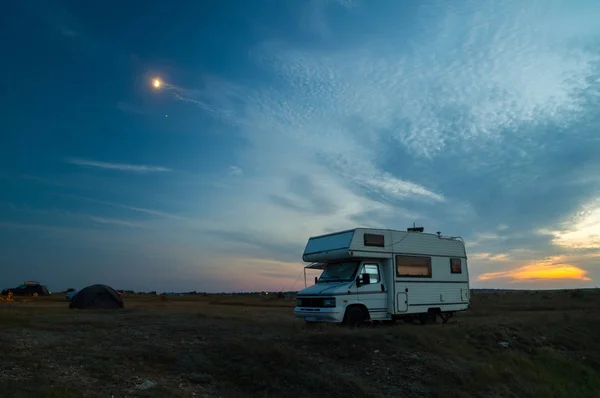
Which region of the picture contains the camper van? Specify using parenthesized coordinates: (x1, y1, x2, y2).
(293, 227, 470, 325)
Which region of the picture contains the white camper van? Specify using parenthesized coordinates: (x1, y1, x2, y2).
(293, 227, 470, 325)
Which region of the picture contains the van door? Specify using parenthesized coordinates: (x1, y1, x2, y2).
(396, 293, 408, 312)
(356, 262, 388, 320)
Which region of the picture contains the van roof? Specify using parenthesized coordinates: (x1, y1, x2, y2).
(307, 227, 461, 241)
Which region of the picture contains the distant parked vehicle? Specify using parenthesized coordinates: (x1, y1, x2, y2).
(2, 281, 51, 296)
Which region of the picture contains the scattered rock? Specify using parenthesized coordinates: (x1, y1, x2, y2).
(136, 379, 156, 390)
(499, 341, 510, 348)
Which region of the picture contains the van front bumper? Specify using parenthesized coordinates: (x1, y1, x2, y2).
(294, 307, 344, 323)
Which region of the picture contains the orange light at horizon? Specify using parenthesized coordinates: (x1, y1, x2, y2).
(478, 258, 591, 282)
(512, 264, 590, 280)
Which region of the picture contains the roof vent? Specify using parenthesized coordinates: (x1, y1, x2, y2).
(407, 223, 424, 233)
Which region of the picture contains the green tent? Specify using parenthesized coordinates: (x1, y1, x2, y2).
(69, 284, 124, 309)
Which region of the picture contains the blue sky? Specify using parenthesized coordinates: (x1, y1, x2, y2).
(2, 0, 600, 293)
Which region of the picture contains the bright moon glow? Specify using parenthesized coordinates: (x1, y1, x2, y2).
(153, 79, 161, 88)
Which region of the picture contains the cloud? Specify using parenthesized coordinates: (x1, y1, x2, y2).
(470, 252, 511, 262)
(268, 174, 337, 215)
(228, 166, 243, 177)
(298, 0, 358, 39)
(201, 229, 306, 264)
(467, 232, 510, 248)
(541, 198, 600, 249)
(1, 203, 157, 231)
(66, 158, 172, 173)
(252, 18, 598, 161)
(89, 216, 147, 228)
(56, 194, 185, 221)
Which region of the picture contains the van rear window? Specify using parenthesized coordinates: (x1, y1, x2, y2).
(450, 258, 462, 274)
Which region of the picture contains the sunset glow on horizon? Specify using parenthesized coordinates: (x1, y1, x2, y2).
(477, 256, 591, 283)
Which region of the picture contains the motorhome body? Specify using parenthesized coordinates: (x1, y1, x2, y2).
(293, 227, 470, 325)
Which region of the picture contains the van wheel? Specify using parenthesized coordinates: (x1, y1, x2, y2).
(344, 307, 366, 327)
(419, 312, 436, 325)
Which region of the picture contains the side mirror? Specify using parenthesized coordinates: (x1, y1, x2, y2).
(362, 273, 371, 285)
(356, 276, 362, 288)
(314, 276, 318, 285)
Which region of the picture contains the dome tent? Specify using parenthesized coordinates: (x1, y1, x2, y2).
(69, 284, 124, 309)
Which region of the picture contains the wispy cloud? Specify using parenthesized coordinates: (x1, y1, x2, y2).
(298, 0, 358, 39)
(66, 158, 172, 173)
(467, 232, 510, 248)
(1, 204, 155, 231)
(55, 194, 185, 221)
(228, 166, 243, 177)
(89, 216, 147, 229)
(540, 198, 600, 250)
(470, 252, 511, 262)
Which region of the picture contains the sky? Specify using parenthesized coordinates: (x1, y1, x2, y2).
(1, 0, 600, 293)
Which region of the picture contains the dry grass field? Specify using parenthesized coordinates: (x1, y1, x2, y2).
(1, 289, 599, 398)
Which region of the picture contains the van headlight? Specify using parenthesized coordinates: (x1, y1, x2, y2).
(296, 298, 303, 307)
(323, 298, 336, 307)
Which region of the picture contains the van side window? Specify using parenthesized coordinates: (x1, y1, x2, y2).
(364, 233, 384, 247)
(396, 255, 432, 278)
(361, 264, 380, 283)
(450, 258, 462, 274)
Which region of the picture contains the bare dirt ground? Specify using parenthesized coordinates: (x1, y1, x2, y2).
(1, 290, 599, 398)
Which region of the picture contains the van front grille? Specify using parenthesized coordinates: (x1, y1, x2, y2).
(298, 297, 323, 307)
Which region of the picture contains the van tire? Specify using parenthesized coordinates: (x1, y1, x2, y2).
(344, 306, 367, 327)
(419, 312, 436, 325)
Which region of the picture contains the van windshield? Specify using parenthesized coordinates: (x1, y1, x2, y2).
(317, 261, 360, 283)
